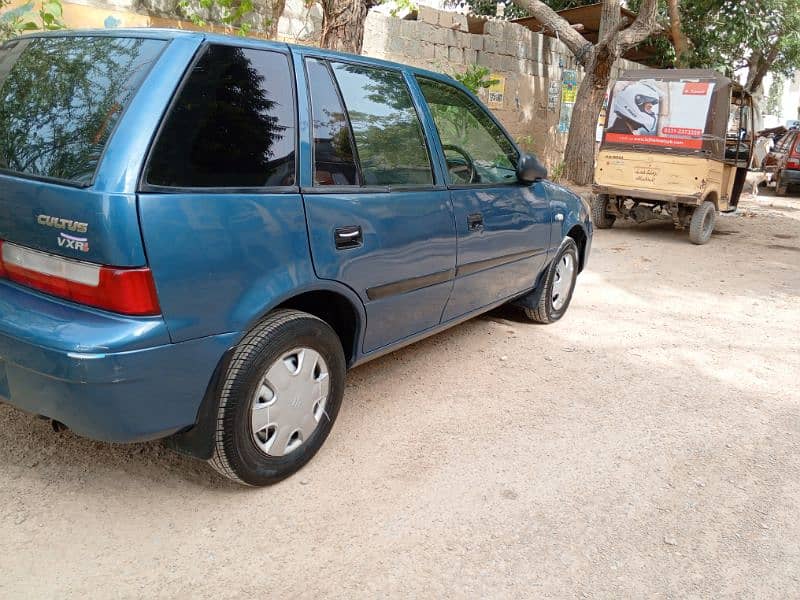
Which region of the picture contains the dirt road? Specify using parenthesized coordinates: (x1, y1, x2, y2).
(1, 192, 799, 599)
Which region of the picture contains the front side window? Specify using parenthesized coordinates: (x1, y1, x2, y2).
(146, 45, 295, 188)
(0, 36, 165, 185)
(417, 77, 518, 185)
(330, 62, 433, 186)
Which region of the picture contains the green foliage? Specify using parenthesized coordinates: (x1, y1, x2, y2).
(454, 64, 499, 94)
(387, 0, 416, 17)
(516, 134, 535, 151)
(176, 0, 258, 36)
(0, 0, 65, 41)
(549, 159, 565, 182)
(629, 0, 800, 84)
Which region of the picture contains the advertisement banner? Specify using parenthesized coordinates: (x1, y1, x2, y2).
(604, 78, 716, 148)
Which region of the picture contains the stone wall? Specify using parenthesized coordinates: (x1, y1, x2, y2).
(362, 8, 645, 169)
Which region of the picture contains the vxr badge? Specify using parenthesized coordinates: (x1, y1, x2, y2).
(37, 214, 91, 253)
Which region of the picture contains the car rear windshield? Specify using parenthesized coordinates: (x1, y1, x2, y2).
(0, 35, 165, 186)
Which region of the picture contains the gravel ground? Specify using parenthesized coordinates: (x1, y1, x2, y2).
(1, 191, 799, 599)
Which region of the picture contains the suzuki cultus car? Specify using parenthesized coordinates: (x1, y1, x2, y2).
(0, 30, 592, 485)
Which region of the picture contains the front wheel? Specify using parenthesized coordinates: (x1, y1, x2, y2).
(688, 200, 716, 245)
(209, 310, 346, 486)
(523, 238, 579, 324)
(591, 194, 616, 229)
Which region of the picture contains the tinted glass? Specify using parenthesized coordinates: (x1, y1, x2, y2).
(331, 63, 433, 186)
(417, 77, 518, 185)
(147, 45, 295, 188)
(306, 58, 360, 186)
(0, 36, 165, 185)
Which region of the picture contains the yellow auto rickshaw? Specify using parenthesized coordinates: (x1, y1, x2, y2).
(592, 69, 753, 244)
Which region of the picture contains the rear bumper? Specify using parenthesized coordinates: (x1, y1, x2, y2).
(592, 184, 702, 205)
(781, 169, 800, 186)
(0, 281, 235, 443)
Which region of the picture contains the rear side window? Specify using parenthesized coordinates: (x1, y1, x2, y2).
(330, 62, 433, 186)
(146, 45, 296, 189)
(0, 36, 165, 185)
(306, 58, 360, 186)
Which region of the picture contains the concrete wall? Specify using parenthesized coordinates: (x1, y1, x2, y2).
(362, 8, 644, 169)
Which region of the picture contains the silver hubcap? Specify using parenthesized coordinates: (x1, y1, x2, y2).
(250, 348, 330, 457)
(551, 253, 575, 311)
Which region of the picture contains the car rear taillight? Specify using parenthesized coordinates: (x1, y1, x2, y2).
(786, 159, 800, 170)
(0, 240, 160, 316)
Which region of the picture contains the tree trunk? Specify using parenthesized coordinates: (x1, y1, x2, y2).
(562, 46, 616, 184)
(745, 41, 780, 95)
(320, 0, 368, 54)
(515, 0, 663, 185)
(561, 0, 619, 184)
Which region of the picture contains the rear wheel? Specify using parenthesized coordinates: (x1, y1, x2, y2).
(209, 309, 346, 486)
(591, 194, 615, 229)
(688, 200, 716, 245)
(776, 171, 789, 196)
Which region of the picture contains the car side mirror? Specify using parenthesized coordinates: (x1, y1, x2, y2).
(517, 153, 548, 183)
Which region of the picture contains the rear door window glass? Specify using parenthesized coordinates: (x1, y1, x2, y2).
(330, 62, 433, 186)
(306, 58, 360, 186)
(417, 77, 518, 185)
(0, 36, 165, 185)
(146, 45, 296, 188)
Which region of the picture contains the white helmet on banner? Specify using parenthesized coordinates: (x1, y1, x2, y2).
(611, 80, 661, 134)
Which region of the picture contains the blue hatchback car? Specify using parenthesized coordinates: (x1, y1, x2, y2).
(0, 30, 592, 485)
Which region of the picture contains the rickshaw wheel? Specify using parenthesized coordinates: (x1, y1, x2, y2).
(689, 201, 716, 245)
(592, 194, 615, 229)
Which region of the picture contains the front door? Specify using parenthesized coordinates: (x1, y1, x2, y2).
(414, 76, 552, 321)
(298, 57, 456, 353)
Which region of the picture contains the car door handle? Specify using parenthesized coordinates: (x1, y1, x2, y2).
(467, 212, 484, 231)
(334, 225, 363, 249)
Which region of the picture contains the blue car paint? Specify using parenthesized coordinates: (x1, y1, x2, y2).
(0, 29, 592, 447)
(0, 176, 146, 266)
(302, 189, 457, 352)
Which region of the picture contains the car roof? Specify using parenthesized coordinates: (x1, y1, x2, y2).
(14, 28, 465, 91)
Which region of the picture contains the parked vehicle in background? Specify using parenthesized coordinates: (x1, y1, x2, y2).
(0, 30, 592, 486)
(592, 69, 754, 245)
(762, 128, 800, 196)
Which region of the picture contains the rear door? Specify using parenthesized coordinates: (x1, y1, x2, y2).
(414, 76, 552, 321)
(298, 56, 456, 353)
(137, 42, 312, 342)
(0, 34, 167, 266)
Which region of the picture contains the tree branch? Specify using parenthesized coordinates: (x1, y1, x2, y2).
(618, 0, 665, 51)
(514, 0, 594, 65)
(746, 38, 782, 93)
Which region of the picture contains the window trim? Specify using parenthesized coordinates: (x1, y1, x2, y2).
(303, 57, 365, 188)
(0, 35, 169, 190)
(415, 75, 521, 190)
(310, 58, 438, 191)
(137, 42, 300, 194)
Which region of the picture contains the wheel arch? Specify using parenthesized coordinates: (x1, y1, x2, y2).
(702, 190, 720, 210)
(165, 282, 366, 461)
(566, 223, 589, 272)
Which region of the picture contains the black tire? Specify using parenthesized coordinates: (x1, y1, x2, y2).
(523, 238, 579, 324)
(688, 200, 716, 245)
(776, 171, 789, 196)
(209, 309, 346, 486)
(591, 194, 615, 229)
